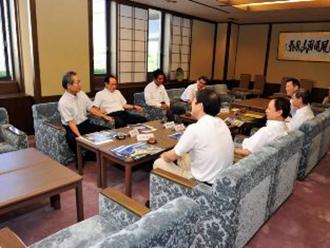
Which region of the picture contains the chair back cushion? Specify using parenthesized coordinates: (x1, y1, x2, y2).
(239, 74, 251, 89)
(0, 107, 9, 125)
(253, 74, 265, 91)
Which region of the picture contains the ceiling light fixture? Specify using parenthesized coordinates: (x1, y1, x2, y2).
(235, 0, 314, 7)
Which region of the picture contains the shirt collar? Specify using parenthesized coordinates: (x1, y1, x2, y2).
(266, 120, 287, 128)
(296, 104, 310, 114)
(64, 90, 78, 98)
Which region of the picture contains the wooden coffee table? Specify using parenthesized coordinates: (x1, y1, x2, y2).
(231, 98, 270, 112)
(0, 148, 84, 222)
(99, 121, 178, 197)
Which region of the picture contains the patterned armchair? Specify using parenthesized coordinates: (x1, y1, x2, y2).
(134, 88, 185, 121)
(297, 116, 323, 180)
(150, 145, 279, 248)
(0, 107, 28, 154)
(28, 188, 199, 248)
(32, 102, 114, 165)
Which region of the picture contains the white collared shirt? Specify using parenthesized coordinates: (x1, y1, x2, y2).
(58, 91, 93, 125)
(181, 83, 198, 102)
(144, 81, 170, 108)
(174, 115, 234, 184)
(93, 88, 127, 114)
(242, 120, 288, 153)
(287, 105, 314, 131)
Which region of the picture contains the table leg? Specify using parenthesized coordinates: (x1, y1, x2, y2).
(96, 151, 101, 188)
(101, 154, 107, 188)
(77, 144, 83, 175)
(50, 194, 61, 209)
(125, 164, 132, 197)
(75, 181, 84, 222)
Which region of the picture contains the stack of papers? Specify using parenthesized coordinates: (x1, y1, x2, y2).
(81, 130, 117, 145)
(168, 132, 183, 140)
(110, 142, 164, 160)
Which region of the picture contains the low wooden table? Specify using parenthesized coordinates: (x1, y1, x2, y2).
(99, 121, 178, 197)
(0, 148, 84, 222)
(231, 98, 270, 113)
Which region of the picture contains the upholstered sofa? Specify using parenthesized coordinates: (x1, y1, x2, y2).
(150, 129, 304, 248)
(317, 109, 330, 160)
(134, 88, 185, 121)
(150, 145, 280, 248)
(0, 107, 28, 154)
(24, 188, 200, 248)
(297, 115, 324, 180)
(32, 102, 114, 165)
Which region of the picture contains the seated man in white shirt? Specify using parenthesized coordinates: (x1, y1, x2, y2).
(287, 89, 314, 131)
(58, 71, 113, 155)
(144, 69, 170, 110)
(93, 75, 147, 128)
(235, 97, 290, 156)
(322, 87, 330, 105)
(153, 89, 234, 185)
(285, 78, 301, 116)
(181, 76, 208, 104)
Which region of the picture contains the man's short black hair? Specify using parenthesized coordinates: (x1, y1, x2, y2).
(198, 76, 208, 84)
(274, 97, 291, 119)
(153, 69, 165, 79)
(294, 89, 311, 105)
(62, 71, 77, 89)
(195, 89, 221, 116)
(286, 78, 301, 89)
(104, 74, 116, 84)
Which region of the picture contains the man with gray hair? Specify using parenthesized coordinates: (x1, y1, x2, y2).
(58, 71, 113, 155)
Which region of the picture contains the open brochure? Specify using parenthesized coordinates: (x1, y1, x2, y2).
(110, 142, 164, 161)
(168, 132, 183, 140)
(224, 117, 245, 127)
(128, 123, 157, 133)
(81, 130, 117, 145)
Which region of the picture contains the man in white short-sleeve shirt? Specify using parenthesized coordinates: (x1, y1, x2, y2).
(181, 76, 207, 104)
(144, 69, 170, 109)
(235, 97, 290, 156)
(58, 71, 113, 154)
(287, 89, 314, 131)
(93, 75, 147, 128)
(153, 89, 234, 184)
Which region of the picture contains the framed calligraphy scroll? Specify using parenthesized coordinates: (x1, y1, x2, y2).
(278, 31, 330, 62)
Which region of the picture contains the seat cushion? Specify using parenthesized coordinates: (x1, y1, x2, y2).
(30, 215, 121, 248)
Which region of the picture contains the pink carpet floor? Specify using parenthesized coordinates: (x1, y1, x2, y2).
(0, 149, 329, 247)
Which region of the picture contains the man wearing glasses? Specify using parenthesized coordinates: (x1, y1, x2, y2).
(58, 71, 113, 155)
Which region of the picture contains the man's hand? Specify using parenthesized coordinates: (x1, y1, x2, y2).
(102, 115, 113, 122)
(134, 105, 143, 112)
(161, 103, 169, 110)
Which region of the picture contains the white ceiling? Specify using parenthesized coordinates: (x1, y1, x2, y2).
(131, 0, 330, 23)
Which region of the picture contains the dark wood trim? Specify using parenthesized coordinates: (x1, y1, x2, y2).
(101, 187, 150, 217)
(88, 0, 94, 94)
(152, 168, 198, 189)
(223, 22, 231, 81)
(263, 24, 272, 78)
(0, 81, 19, 94)
(13, 0, 25, 93)
(29, 0, 41, 101)
(211, 23, 218, 80)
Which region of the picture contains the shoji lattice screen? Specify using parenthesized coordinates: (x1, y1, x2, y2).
(169, 16, 192, 80)
(118, 4, 147, 83)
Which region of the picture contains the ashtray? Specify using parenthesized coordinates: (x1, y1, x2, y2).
(147, 137, 157, 144)
(116, 134, 126, 140)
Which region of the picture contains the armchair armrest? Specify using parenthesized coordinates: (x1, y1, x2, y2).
(152, 168, 198, 189)
(101, 187, 150, 217)
(1, 124, 28, 150)
(43, 120, 64, 131)
(0, 227, 26, 248)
